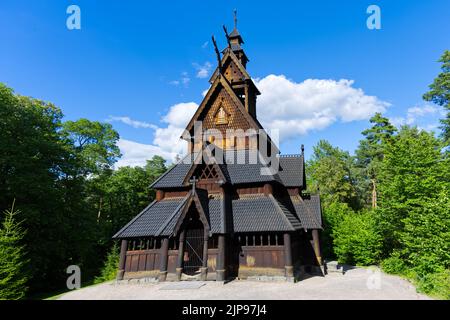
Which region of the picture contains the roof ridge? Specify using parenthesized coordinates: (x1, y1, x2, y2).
(279, 153, 302, 158)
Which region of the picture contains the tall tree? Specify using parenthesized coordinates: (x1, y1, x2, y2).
(307, 140, 360, 209)
(356, 113, 397, 208)
(423, 50, 450, 144)
(377, 126, 448, 255)
(63, 119, 121, 175)
(0, 201, 29, 300)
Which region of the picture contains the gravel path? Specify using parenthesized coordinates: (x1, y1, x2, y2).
(58, 267, 430, 300)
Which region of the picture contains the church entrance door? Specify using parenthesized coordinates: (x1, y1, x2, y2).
(183, 218, 204, 276)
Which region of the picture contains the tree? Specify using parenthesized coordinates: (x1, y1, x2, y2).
(0, 201, 29, 300)
(400, 191, 450, 277)
(423, 50, 450, 144)
(63, 119, 121, 175)
(90, 155, 168, 245)
(307, 140, 360, 209)
(333, 210, 382, 265)
(94, 242, 120, 284)
(377, 126, 448, 254)
(356, 113, 397, 208)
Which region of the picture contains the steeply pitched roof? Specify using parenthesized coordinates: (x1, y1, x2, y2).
(278, 155, 305, 187)
(184, 74, 262, 134)
(151, 150, 305, 189)
(290, 195, 322, 230)
(112, 197, 188, 238)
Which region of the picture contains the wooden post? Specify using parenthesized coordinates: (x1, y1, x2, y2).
(216, 234, 226, 281)
(311, 229, 322, 265)
(176, 231, 185, 281)
(201, 231, 209, 280)
(156, 190, 165, 201)
(116, 240, 128, 280)
(159, 238, 169, 282)
(284, 233, 294, 278)
(263, 183, 273, 196)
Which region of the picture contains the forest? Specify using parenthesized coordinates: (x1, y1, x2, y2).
(0, 51, 448, 300)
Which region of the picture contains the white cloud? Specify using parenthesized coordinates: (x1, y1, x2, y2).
(201, 41, 209, 49)
(106, 116, 157, 129)
(115, 74, 391, 167)
(254, 75, 390, 140)
(390, 104, 444, 130)
(193, 62, 212, 79)
(115, 102, 198, 168)
(115, 139, 174, 168)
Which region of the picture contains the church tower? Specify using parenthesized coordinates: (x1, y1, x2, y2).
(185, 10, 263, 153)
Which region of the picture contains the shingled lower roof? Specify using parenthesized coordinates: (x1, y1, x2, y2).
(112, 192, 311, 239)
(151, 150, 305, 189)
(290, 195, 323, 229)
(112, 197, 188, 238)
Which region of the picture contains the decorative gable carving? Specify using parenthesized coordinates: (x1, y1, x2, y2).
(215, 105, 229, 125)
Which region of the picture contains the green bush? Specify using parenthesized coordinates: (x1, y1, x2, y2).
(94, 243, 119, 284)
(381, 252, 406, 275)
(333, 211, 382, 266)
(416, 269, 450, 300)
(321, 201, 350, 259)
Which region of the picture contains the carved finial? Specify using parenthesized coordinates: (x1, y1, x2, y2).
(301, 144, 305, 155)
(211, 35, 222, 73)
(223, 25, 231, 48)
(234, 9, 238, 29)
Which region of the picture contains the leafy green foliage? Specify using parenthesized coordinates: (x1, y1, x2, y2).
(380, 252, 406, 275)
(377, 127, 448, 254)
(0, 202, 29, 300)
(400, 191, 450, 276)
(416, 270, 450, 300)
(63, 119, 121, 174)
(94, 243, 120, 284)
(320, 201, 349, 259)
(333, 210, 382, 265)
(307, 140, 360, 209)
(423, 50, 450, 144)
(356, 113, 397, 208)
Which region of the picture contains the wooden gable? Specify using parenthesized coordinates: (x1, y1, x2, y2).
(184, 75, 262, 137)
(209, 49, 260, 95)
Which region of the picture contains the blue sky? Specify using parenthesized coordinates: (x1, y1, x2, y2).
(1, 0, 449, 166)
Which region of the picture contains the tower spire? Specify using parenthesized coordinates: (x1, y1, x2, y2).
(234, 9, 238, 29)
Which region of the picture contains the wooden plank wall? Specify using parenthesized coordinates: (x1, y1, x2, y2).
(125, 249, 161, 273)
(238, 246, 285, 269)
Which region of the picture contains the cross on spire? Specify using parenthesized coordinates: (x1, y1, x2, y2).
(234, 9, 238, 29)
(189, 176, 199, 192)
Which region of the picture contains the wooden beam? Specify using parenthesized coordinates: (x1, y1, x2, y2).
(216, 234, 226, 281)
(263, 183, 273, 196)
(311, 229, 322, 265)
(176, 231, 185, 281)
(159, 238, 169, 282)
(116, 240, 128, 280)
(201, 230, 209, 281)
(156, 190, 165, 201)
(284, 233, 294, 278)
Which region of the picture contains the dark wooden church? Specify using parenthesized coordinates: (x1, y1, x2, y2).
(113, 14, 323, 282)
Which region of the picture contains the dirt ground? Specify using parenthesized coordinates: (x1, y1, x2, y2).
(58, 267, 431, 300)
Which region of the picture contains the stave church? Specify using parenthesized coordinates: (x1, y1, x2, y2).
(113, 12, 323, 282)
